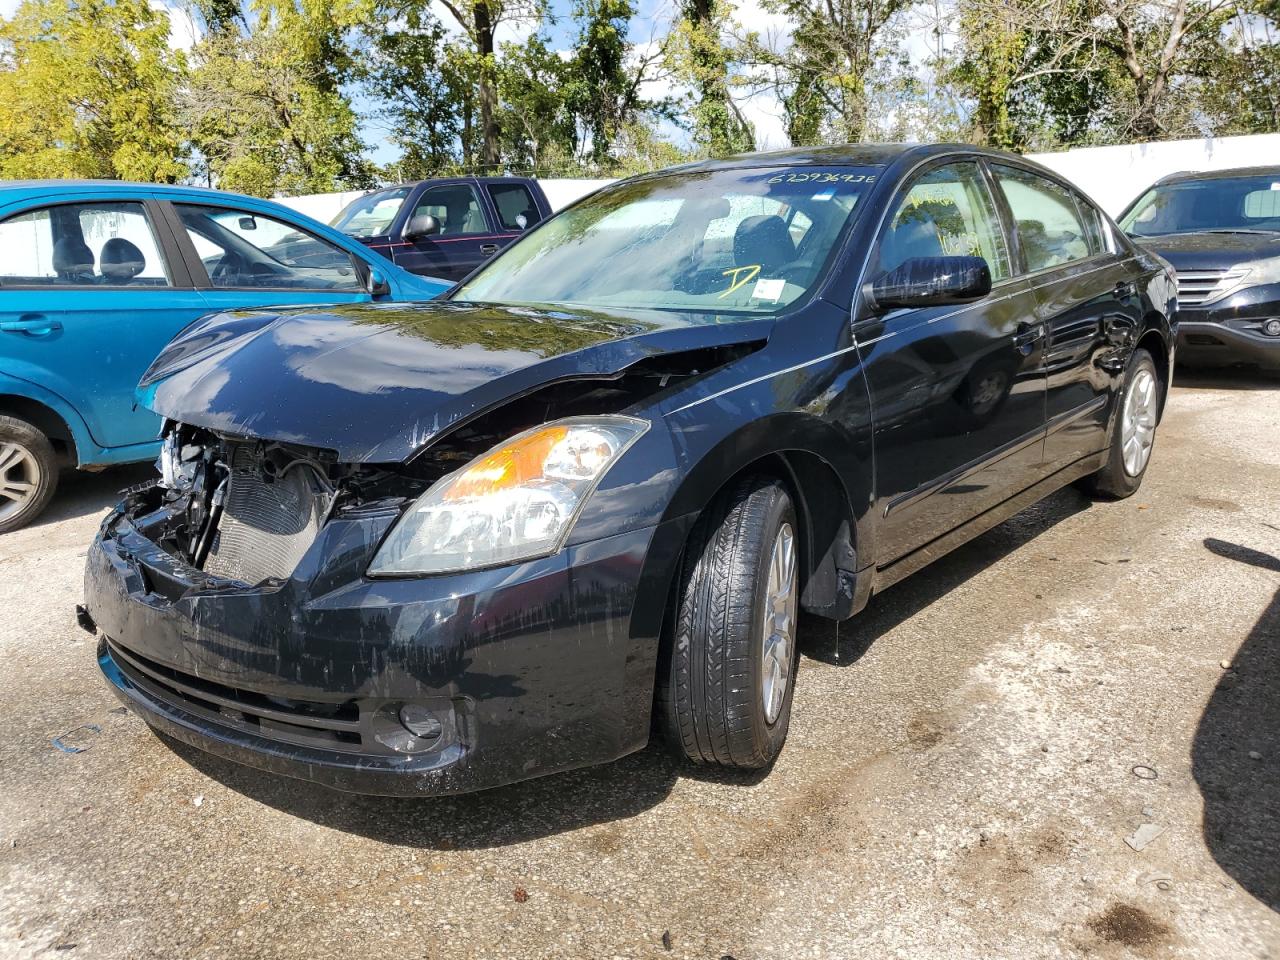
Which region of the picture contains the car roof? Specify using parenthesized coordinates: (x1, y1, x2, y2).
(637, 142, 1042, 176)
(1156, 166, 1280, 185)
(0, 179, 306, 205)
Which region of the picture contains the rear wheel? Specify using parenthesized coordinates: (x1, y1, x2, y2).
(658, 475, 800, 769)
(1078, 347, 1160, 499)
(0, 415, 58, 533)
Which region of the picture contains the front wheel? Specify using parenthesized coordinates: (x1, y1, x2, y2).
(0, 415, 58, 533)
(657, 475, 800, 769)
(1078, 347, 1161, 499)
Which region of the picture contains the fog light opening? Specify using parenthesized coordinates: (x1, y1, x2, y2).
(1262, 318, 1280, 337)
(398, 704, 444, 740)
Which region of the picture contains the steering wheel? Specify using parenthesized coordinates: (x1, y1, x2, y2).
(211, 251, 246, 284)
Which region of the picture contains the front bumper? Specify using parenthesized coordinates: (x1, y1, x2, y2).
(85, 505, 684, 795)
(1176, 287, 1280, 370)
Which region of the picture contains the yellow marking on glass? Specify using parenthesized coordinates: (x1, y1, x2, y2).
(720, 264, 761, 298)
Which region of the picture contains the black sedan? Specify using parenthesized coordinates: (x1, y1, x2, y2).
(1118, 166, 1280, 371)
(82, 144, 1177, 795)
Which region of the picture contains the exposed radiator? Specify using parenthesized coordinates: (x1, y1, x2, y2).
(202, 444, 331, 585)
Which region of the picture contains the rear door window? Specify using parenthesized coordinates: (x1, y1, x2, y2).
(992, 165, 1094, 272)
(0, 202, 170, 286)
(487, 183, 542, 231)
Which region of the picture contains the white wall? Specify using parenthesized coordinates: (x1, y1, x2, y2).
(1028, 133, 1280, 216)
(273, 135, 1280, 225)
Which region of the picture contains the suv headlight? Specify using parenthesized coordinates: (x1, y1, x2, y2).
(368, 416, 648, 576)
(1247, 256, 1280, 287)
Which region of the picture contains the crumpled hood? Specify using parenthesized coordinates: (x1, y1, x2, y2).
(139, 300, 772, 462)
(1136, 230, 1280, 271)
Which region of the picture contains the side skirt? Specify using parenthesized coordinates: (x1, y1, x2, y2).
(869, 451, 1105, 595)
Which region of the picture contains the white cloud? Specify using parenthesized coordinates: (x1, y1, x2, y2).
(149, 1, 201, 52)
(0, 0, 20, 18)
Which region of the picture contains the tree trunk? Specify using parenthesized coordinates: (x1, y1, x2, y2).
(474, 0, 499, 169)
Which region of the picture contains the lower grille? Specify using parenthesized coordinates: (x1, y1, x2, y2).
(107, 639, 365, 753)
(203, 443, 331, 584)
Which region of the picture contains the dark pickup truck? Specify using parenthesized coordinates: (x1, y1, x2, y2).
(329, 176, 554, 282)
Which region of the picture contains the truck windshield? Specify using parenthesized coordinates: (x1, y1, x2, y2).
(454, 166, 879, 314)
(1120, 175, 1280, 236)
(331, 187, 411, 237)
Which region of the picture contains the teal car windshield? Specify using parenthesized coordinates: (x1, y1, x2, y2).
(331, 187, 412, 237)
(455, 167, 878, 314)
(1120, 175, 1280, 236)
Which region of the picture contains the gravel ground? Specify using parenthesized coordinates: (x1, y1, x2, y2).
(1, 370, 1278, 960)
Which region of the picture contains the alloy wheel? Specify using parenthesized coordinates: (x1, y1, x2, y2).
(1121, 368, 1158, 477)
(760, 522, 798, 725)
(0, 441, 41, 524)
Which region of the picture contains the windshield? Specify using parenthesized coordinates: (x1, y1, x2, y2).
(331, 187, 411, 237)
(1120, 175, 1280, 237)
(454, 166, 878, 314)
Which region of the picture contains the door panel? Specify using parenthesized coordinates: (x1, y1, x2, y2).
(0, 199, 207, 450)
(392, 183, 502, 281)
(859, 160, 1047, 564)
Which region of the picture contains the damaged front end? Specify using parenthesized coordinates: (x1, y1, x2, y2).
(135, 423, 430, 590)
(84, 409, 683, 795)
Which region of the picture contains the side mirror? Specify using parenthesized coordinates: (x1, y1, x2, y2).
(367, 267, 391, 298)
(867, 256, 992, 312)
(238, 217, 258, 231)
(404, 213, 441, 241)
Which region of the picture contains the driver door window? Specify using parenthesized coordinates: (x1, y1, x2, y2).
(411, 185, 486, 236)
(876, 161, 1010, 280)
(174, 204, 363, 292)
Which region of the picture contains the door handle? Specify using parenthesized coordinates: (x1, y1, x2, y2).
(479, 244, 500, 256)
(1, 314, 62, 336)
(1013, 322, 1045, 350)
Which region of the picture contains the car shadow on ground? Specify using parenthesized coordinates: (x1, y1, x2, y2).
(1173, 366, 1280, 391)
(165, 734, 690, 848)
(1192, 538, 1280, 912)
(155, 487, 1093, 846)
(801, 485, 1093, 666)
(16, 463, 155, 532)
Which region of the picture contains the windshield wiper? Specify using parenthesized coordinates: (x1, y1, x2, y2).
(1202, 228, 1280, 235)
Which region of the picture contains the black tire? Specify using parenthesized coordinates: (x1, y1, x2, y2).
(1077, 347, 1161, 500)
(0, 415, 58, 534)
(657, 475, 800, 769)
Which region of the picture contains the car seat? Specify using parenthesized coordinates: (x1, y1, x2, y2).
(99, 238, 147, 283)
(733, 215, 796, 272)
(52, 237, 96, 283)
(879, 213, 945, 272)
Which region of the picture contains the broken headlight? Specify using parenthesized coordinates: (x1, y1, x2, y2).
(368, 416, 648, 575)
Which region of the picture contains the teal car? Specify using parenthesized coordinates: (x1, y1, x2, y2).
(0, 181, 450, 532)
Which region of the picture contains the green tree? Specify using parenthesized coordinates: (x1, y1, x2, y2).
(181, 0, 375, 195)
(740, 0, 912, 145)
(0, 0, 187, 181)
(669, 0, 754, 155)
(361, 4, 466, 178)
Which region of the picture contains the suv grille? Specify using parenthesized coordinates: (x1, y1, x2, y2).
(1176, 268, 1248, 307)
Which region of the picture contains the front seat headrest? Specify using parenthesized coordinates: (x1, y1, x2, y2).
(733, 215, 796, 272)
(100, 238, 146, 282)
(52, 237, 95, 281)
(880, 215, 945, 271)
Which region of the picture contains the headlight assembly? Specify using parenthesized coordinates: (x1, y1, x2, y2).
(368, 416, 649, 576)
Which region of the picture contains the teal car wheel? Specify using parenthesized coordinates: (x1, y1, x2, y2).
(0, 415, 57, 534)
